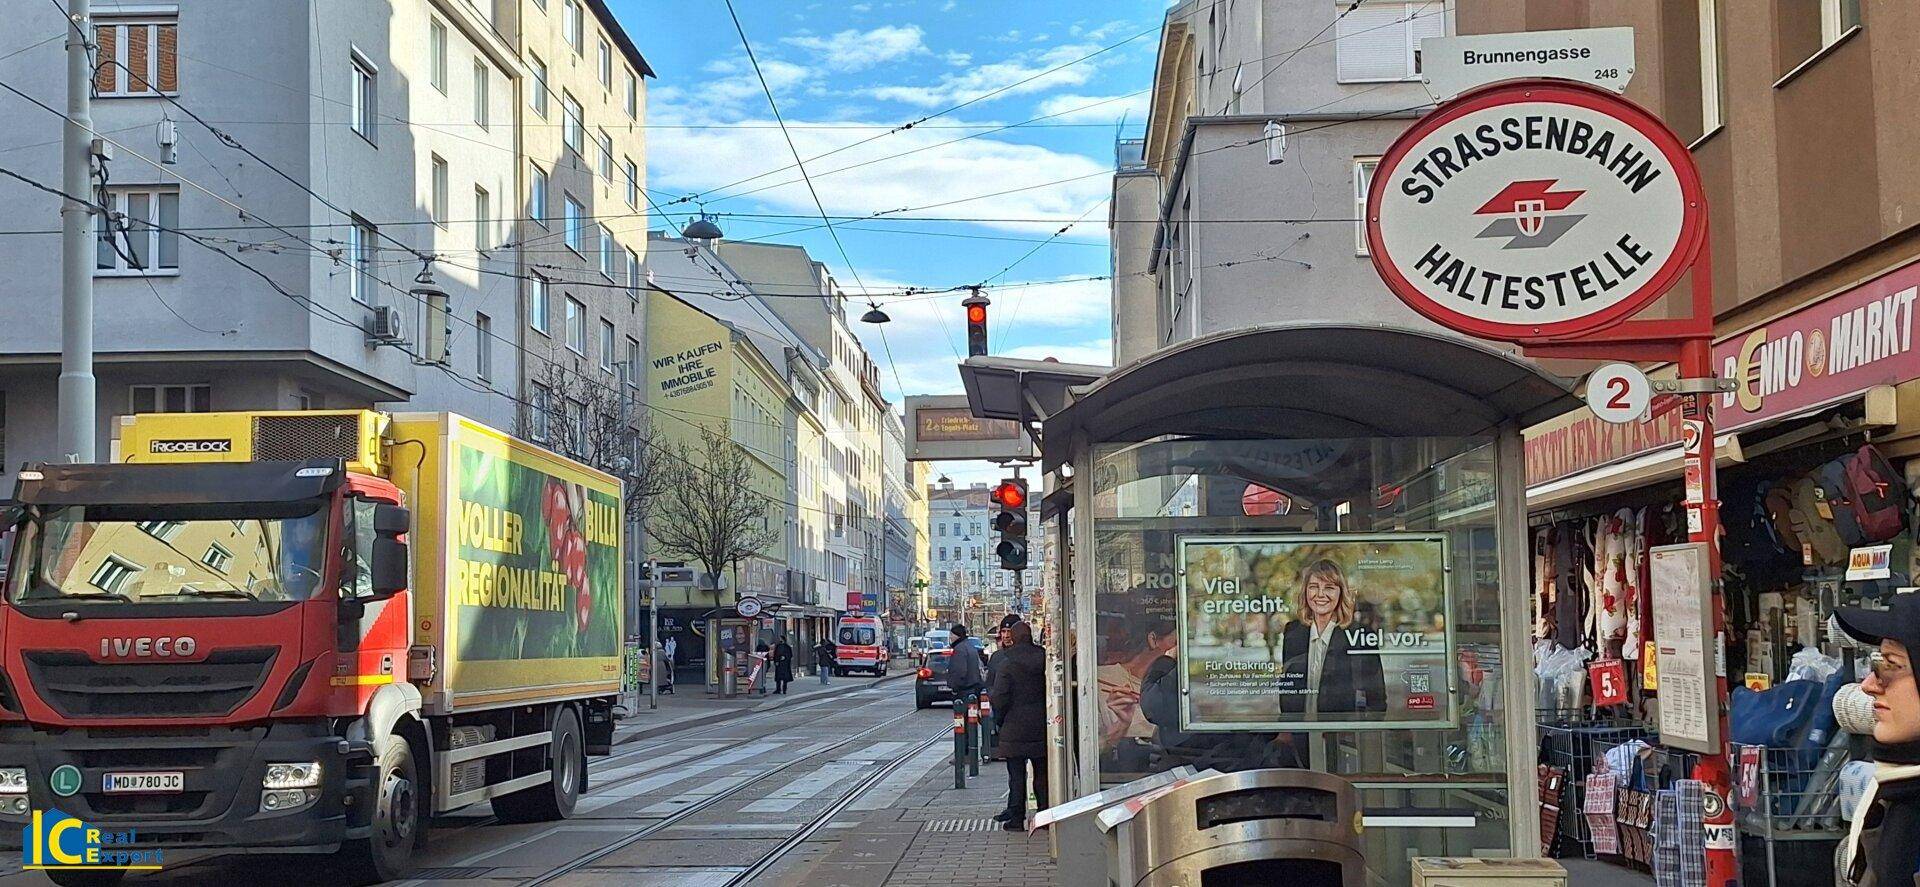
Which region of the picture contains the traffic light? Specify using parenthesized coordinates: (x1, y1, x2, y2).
(990, 478, 1028, 571)
(962, 290, 990, 357)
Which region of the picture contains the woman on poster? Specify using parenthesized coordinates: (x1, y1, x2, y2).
(1278, 559, 1386, 716)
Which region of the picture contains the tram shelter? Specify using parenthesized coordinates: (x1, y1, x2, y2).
(963, 322, 1580, 878)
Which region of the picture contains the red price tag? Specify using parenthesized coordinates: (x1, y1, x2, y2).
(1589, 659, 1628, 706)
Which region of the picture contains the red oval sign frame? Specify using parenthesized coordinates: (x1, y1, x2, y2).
(1364, 80, 1707, 343)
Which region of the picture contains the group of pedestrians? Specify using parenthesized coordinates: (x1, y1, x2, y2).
(945, 616, 1049, 831)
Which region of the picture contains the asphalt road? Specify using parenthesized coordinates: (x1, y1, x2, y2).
(1, 674, 955, 886)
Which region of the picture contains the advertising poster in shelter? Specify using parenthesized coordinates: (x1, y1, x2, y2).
(1177, 534, 1454, 730)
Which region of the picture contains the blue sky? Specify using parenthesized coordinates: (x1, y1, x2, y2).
(618, 0, 1166, 415)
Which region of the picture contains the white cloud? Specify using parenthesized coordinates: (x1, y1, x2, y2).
(783, 25, 928, 72)
(940, 0, 956, 10)
(695, 57, 816, 115)
(647, 108, 1110, 234)
(862, 39, 1122, 109)
(942, 50, 972, 66)
(1034, 92, 1151, 124)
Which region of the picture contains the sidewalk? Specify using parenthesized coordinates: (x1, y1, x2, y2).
(781, 750, 1055, 887)
(613, 671, 909, 743)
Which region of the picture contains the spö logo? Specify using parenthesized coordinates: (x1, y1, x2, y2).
(22, 808, 163, 872)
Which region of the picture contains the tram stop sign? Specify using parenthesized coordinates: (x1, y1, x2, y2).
(1365, 80, 1706, 343)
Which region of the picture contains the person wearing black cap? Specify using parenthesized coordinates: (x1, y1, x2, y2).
(1835, 594, 1920, 886)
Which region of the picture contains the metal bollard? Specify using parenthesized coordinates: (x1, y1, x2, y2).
(952, 700, 968, 788)
(965, 694, 981, 777)
(979, 695, 996, 757)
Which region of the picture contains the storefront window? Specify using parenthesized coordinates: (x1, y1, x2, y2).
(1088, 435, 1509, 862)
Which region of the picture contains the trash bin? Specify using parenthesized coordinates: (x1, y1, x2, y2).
(1107, 768, 1367, 887)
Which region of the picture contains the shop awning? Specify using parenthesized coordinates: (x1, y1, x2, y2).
(1526, 433, 1744, 511)
(1525, 385, 1899, 511)
(1039, 323, 1580, 472)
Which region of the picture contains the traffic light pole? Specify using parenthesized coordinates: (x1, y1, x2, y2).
(647, 558, 659, 712)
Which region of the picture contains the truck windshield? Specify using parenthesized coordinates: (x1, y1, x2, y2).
(6, 504, 329, 604)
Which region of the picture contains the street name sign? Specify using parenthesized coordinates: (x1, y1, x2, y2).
(1365, 80, 1706, 343)
(1421, 28, 1635, 100)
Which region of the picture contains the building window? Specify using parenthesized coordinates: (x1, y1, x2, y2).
(473, 60, 489, 129)
(348, 215, 377, 303)
(626, 247, 640, 292)
(599, 228, 615, 278)
(429, 17, 447, 93)
(598, 38, 612, 88)
(95, 186, 179, 274)
(474, 186, 491, 250)
(1353, 157, 1378, 256)
(597, 129, 614, 181)
(529, 52, 549, 117)
(565, 398, 586, 450)
(94, 15, 178, 96)
(136, 519, 183, 541)
(530, 163, 549, 228)
(130, 384, 209, 414)
(599, 318, 616, 371)
(624, 157, 638, 207)
(1822, 0, 1863, 45)
(1698, 0, 1723, 136)
(625, 336, 640, 386)
(1334, 1, 1445, 83)
(564, 0, 583, 53)
(624, 69, 638, 119)
(562, 92, 584, 155)
(475, 312, 493, 381)
(529, 275, 550, 333)
(565, 296, 585, 353)
(530, 382, 551, 441)
(564, 194, 584, 252)
(430, 155, 449, 227)
(202, 543, 233, 573)
(89, 556, 141, 595)
(350, 51, 377, 142)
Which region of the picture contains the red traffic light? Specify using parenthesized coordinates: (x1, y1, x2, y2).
(991, 481, 1026, 508)
(966, 304, 987, 324)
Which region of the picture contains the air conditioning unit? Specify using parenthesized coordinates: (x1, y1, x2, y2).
(365, 305, 408, 346)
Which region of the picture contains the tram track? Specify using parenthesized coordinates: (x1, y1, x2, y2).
(519, 700, 948, 886)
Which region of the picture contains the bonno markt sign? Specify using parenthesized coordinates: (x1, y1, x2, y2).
(1365, 80, 1706, 342)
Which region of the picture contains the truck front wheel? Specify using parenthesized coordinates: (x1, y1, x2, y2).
(337, 735, 420, 884)
(492, 706, 582, 823)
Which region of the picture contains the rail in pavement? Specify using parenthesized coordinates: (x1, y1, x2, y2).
(615, 672, 914, 744)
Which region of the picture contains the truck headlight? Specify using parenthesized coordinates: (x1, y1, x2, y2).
(0, 768, 26, 794)
(263, 762, 321, 789)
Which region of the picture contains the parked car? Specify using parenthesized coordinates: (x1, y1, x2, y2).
(916, 650, 952, 709)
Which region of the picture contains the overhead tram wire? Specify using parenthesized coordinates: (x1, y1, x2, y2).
(695, 4, 1446, 209)
(985, 197, 1109, 341)
(668, 21, 1163, 208)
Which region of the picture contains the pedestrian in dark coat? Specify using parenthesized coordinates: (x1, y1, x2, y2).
(772, 638, 795, 694)
(813, 639, 835, 686)
(990, 621, 1048, 829)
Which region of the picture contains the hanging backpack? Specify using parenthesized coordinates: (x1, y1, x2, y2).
(1817, 458, 1868, 547)
(1843, 444, 1909, 543)
(1788, 475, 1849, 565)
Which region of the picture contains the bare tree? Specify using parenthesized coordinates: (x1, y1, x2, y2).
(520, 359, 671, 534)
(649, 428, 781, 611)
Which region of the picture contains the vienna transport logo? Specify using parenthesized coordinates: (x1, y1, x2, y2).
(22, 808, 164, 872)
(1474, 179, 1586, 249)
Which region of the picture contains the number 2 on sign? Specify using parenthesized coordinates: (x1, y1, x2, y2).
(1606, 377, 1632, 410)
(1590, 659, 1629, 706)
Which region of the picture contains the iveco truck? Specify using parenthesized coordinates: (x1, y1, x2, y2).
(0, 410, 625, 884)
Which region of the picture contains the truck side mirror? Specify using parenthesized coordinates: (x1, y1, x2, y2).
(0, 501, 20, 529)
(368, 504, 410, 598)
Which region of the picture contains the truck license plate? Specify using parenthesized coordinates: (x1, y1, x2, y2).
(102, 771, 183, 794)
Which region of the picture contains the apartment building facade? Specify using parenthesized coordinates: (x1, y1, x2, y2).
(1111, 0, 1453, 359)
(513, 0, 652, 449)
(0, 0, 654, 488)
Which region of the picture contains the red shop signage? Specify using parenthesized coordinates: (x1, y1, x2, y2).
(1527, 257, 1920, 485)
